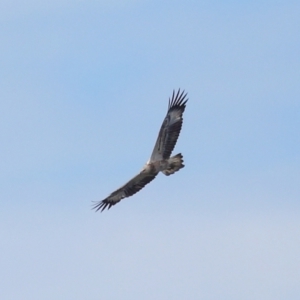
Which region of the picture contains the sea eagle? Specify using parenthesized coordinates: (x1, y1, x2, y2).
(93, 89, 188, 212)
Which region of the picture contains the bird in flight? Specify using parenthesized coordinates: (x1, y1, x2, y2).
(93, 89, 188, 212)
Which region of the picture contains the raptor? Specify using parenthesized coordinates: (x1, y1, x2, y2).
(93, 89, 188, 212)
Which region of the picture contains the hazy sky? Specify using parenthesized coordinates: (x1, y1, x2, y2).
(1, 1, 300, 299)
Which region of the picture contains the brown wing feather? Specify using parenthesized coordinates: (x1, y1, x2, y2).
(93, 169, 158, 212)
(150, 89, 188, 161)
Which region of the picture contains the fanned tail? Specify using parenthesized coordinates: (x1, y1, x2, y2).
(161, 153, 184, 176)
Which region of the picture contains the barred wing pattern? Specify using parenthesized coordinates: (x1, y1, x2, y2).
(150, 89, 188, 162)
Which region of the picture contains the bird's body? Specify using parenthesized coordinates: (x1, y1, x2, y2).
(93, 89, 188, 212)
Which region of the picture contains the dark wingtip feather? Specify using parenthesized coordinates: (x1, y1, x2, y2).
(168, 88, 188, 110)
(169, 90, 175, 108)
(92, 199, 113, 212)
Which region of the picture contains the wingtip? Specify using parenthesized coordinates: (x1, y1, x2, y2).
(169, 88, 188, 109)
(92, 200, 112, 212)
(169, 89, 176, 109)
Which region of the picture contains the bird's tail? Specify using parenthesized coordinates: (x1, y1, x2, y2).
(162, 153, 184, 176)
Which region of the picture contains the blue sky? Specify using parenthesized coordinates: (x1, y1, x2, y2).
(1, 1, 300, 299)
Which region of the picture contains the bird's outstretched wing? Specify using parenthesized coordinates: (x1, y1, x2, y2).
(150, 89, 188, 162)
(93, 169, 158, 212)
